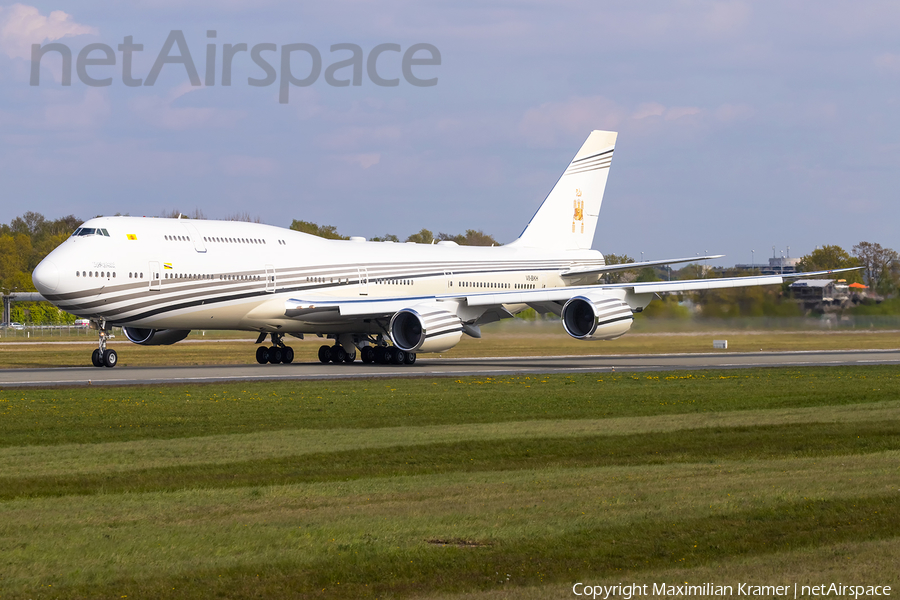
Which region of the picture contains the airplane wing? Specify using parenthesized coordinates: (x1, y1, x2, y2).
(560, 254, 724, 279)
(285, 267, 860, 319)
(280, 265, 861, 352)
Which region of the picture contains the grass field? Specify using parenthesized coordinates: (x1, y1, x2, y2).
(0, 321, 899, 368)
(1, 366, 899, 599)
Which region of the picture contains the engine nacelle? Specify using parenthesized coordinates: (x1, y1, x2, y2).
(123, 327, 191, 346)
(389, 306, 463, 353)
(561, 294, 634, 340)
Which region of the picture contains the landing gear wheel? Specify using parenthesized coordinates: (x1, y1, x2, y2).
(318, 345, 331, 364)
(256, 346, 269, 364)
(330, 346, 346, 364)
(361, 346, 375, 364)
(91, 349, 102, 367)
(374, 346, 389, 364)
(269, 346, 284, 364)
(343, 349, 356, 364)
(282, 346, 294, 364)
(404, 352, 417, 365)
(390, 347, 406, 365)
(102, 348, 117, 368)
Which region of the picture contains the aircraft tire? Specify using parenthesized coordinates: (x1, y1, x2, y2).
(256, 346, 269, 364)
(343, 349, 356, 364)
(318, 345, 331, 363)
(374, 346, 388, 364)
(330, 346, 346, 363)
(404, 352, 416, 365)
(91, 349, 102, 367)
(361, 346, 375, 363)
(102, 349, 118, 368)
(269, 346, 283, 364)
(283, 346, 294, 364)
(390, 347, 406, 365)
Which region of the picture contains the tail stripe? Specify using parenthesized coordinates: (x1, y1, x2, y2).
(571, 148, 613, 164)
(565, 155, 613, 176)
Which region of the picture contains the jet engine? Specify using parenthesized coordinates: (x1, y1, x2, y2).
(560, 293, 634, 340)
(123, 327, 191, 345)
(389, 306, 464, 353)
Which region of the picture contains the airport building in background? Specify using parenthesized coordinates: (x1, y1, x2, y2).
(734, 248, 800, 274)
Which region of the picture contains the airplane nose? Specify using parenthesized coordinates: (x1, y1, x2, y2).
(32, 259, 60, 293)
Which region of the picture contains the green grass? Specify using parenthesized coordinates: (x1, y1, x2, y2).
(3, 420, 899, 501)
(2, 367, 899, 447)
(1, 366, 899, 599)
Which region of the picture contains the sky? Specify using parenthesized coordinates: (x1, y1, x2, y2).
(1, 1, 898, 266)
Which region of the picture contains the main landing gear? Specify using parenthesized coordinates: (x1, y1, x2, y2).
(255, 333, 294, 365)
(90, 320, 117, 368)
(319, 343, 416, 366)
(318, 344, 357, 364)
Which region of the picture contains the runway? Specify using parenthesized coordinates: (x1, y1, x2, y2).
(1, 349, 899, 387)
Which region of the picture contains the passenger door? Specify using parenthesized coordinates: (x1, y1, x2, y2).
(265, 264, 276, 292)
(357, 267, 369, 295)
(149, 261, 161, 291)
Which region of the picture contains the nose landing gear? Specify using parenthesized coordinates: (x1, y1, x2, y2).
(90, 321, 117, 367)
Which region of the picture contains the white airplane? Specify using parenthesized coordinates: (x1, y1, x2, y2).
(31, 130, 850, 368)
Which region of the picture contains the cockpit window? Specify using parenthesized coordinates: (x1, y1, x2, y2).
(72, 228, 110, 237)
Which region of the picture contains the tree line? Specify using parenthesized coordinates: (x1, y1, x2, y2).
(604, 242, 900, 319)
(289, 220, 499, 246)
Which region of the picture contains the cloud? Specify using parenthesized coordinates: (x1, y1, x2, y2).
(519, 96, 627, 147)
(874, 52, 900, 72)
(519, 96, 705, 146)
(43, 87, 110, 129)
(219, 155, 279, 176)
(714, 103, 755, 122)
(339, 153, 381, 169)
(0, 4, 96, 60)
(631, 102, 702, 121)
(317, 125, 404, 152)
(129, 83, 245, 130)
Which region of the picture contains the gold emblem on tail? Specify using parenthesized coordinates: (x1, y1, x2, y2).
(572, 189, 584, 233)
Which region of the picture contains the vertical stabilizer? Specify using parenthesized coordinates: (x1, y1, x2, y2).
(510, 130, 617, 250)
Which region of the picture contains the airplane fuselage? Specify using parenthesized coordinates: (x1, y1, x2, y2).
(34, 216, 606, 334)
